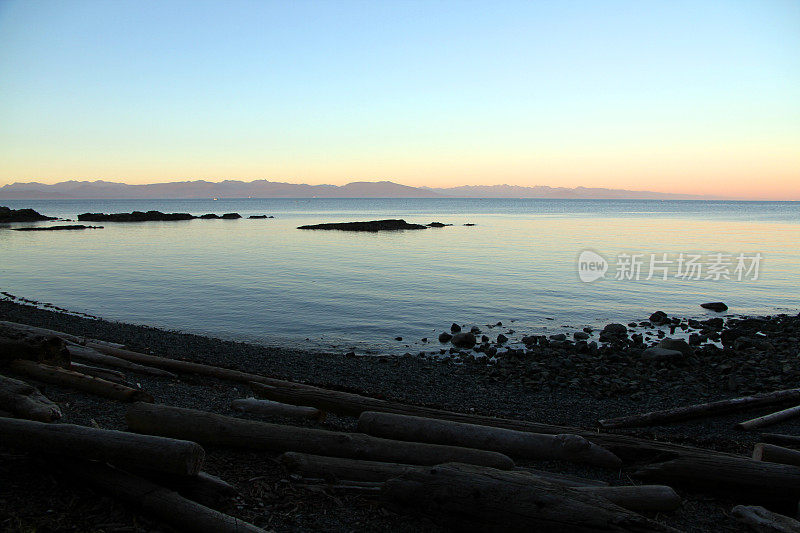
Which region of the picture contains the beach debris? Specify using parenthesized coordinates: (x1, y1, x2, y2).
(231, 397, 326, 421)
(8, 360, 153, 403)
(357, 411, 621, 468)
(384, 462, 676, 532)
(731, 505, 800, 533)
(126, 402, 515, 469)
(0, 373, 62, 422)
(0, 417, 205, 476)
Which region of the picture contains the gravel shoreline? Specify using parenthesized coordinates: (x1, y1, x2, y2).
(2, 298, 799, 532)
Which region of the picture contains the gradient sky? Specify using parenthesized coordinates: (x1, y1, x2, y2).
(1, 1, 798, 198)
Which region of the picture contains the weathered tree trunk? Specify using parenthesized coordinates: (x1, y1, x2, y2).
(634, 454, 800, 503)
(231, 397, 324, 421)
(358, 411, 621, 468)
(249, 381, 741, 464)
(0, 417, 205, 475)
(126, 402, 514, 469)
(0, 328, 69, 366)
(763, 434, 800, 448)
(578, 486, 681, 513)
(382, 463, 677, 532)
(598, 389, 800, 430)
(753, 443, 800, 468)
(0, 373, 62, 421)
(67, 343, 176, 378)
(9, 360, 153, 402)
(731, 505, 800, 533)
(132, 470, 238, 510)
(69, 361, 128, 382)
(738, 405, 800, 431)
(60, 461, 264, 533)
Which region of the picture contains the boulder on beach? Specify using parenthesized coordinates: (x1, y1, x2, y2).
(0, 206, 56, 223)
(642, 346, 683, 361)
(599, 323, 628, 342)
(296, 219, 428, 232)
(649, 311, 669, 324)
(701, 302, 728, 312)
(451, 332, 476, 349)
(657, 338, 694, 357)
(438, 332, 452, 343)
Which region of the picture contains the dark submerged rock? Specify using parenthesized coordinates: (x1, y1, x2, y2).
(649, 310, 669, 324)
(701, 302, 728, 312)
(297, 219, 427, 232)
(450, 323, 462, 333)
(451, 332, 476, 349)
(438, 332, 452, 343)
(0, 206, 56, 223)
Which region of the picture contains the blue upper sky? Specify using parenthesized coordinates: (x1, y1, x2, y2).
(1, 0, 798, 198)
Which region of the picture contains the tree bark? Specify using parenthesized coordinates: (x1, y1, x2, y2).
(248, 381, 741, 464)
(126, 402, 514, 469)
(0, 417, 205, 475)
(358, 411, 621, 468)
(731, 505, 800, 533)
(0, 327, 69, 366)
(634, 454, 800, 503)
(59, 461, 264, 533)
(382, 462, 677, 532)
(598, 389, 800, 430)
(231, 397, 324, 421)
(753, 443, 800, 468)
(9, 360, 153, 403)
(67, 343, 176, 378)
(738, 405, 800, 431)
(0, 373, 62, 422)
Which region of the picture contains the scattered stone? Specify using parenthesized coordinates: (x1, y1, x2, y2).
(450, 323, 462, 333)
(701, 302, 728, 312)
(297, 219, 427, 231)
(394, 337, 403, 341)
(470, 326, 481, 334)
(649, 311, 669, 324)
(496, 334, 508, 344)
(438, 332, 452, 343)
(599, 323, 628, 342)
(451, 332, 476, 349)
(549, 333, 566, 341)
(573, 331, 589, 340)
(658, 338, 694, 357)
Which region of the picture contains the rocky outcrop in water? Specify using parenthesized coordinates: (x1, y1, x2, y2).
(297, 219, 428, 232)
(77, 211, 244, 222)
(12, 225, 103, 231)
(0, 206, 56, 223)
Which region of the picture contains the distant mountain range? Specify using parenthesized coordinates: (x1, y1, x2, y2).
(0, 179, 715, 200)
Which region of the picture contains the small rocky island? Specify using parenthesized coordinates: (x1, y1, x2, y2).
(0, 206, 56, 223)
(77, 211, 254, 222)
(12, 225, 103, 232)
(298, 219, 453, 232)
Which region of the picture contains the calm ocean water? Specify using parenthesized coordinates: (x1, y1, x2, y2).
(1, 198, 798, 355)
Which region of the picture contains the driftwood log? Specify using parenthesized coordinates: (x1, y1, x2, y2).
(382, 462, 676, 532)
(231, 397, 324, 421)
(0, 417, 205, 475)
(59, 461, 263, 533)
(753, 443, 800, 468)
(738, 405, 800, 431)
(731, 505, 800, 533)
(763, 434, 800, 448)
(0, 373, 62, 421)
(634, 454, 800, 503)
(126, 402, 514, 469)
(9, 360, 153, 402)
(279, 452, 607, 487)
(132, 470, 238, 510)
(69, 361, 128, 382)
(67, 343, 176, 378)
(358, 411, 621, 468)
(0, 320, 88, 345)
(598, 389, 800, 430)
(248, 381, 741, 464)
(0, 327, 69, 366)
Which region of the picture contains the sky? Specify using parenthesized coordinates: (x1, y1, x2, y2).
(0, 1, 798, 199)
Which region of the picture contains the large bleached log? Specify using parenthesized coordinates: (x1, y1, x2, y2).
(9, 360, 153, 402)
(731, 505, 800, 533)
(249, 381, 740, 464)
(598, 389, 800, 430)
(753, 443, 800, 468)
(358, 411, 621, 468)
(60, 461, 264, 533)
(0, 417, 205, 475)
(279, 452, 606, 487)
(382, 462, 676, 532)
(0, 328, 69, 366)
(0, 373, 62, 421)
(126, 402, 514, 469)
(738, 405, 800, 431)
(231, 397, 324, 421)
(634, 454, 800, 503)
(67, 343, 176, 378)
